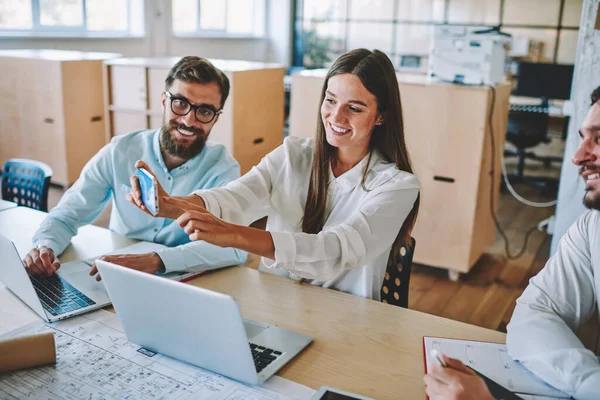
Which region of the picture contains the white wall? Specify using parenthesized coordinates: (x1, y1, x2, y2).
(0, 0, 293, 64)
(552, 0, 600, 253)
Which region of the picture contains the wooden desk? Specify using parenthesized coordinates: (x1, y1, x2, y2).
(0, 207, 506, 399)
(189, 267, 506, 399)
(0, 200, 17, 212)
(289, 70, 511, 277)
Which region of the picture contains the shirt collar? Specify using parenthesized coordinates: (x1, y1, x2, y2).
(328, 150, 382, 193)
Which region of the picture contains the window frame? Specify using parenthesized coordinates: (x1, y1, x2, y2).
(293, 0, 581, 68)
(172, 0, 266, 39)
(0, 0, 144, 38)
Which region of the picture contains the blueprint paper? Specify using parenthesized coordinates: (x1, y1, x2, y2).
(0, 310, 312, 400)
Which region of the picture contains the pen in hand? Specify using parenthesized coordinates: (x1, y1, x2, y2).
(431, 349, 447, 367)
(429, 349, 521, 400)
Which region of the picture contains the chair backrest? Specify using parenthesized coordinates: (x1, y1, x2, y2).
(1, 158, 53, 212)
(381, 236, 415, 308)
(506, 109, 550, 149)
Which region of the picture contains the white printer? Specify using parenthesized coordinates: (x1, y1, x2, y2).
(429, 25, 511, 86)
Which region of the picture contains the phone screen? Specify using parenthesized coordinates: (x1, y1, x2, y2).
(318, 391, 362, 400)
(137, 168, 158, 216)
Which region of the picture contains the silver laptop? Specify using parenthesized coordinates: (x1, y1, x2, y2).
(96, 259, 313, 386)
(0, 234, 111, 322)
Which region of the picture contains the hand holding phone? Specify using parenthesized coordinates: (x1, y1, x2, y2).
(136, 168, 159, 216)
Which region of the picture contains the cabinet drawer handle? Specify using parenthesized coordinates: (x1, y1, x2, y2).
(433, 176, 455, 183)
(91, 116, 103, 122)
(253, 138, 264, 145)
(43, 118, 54, 124)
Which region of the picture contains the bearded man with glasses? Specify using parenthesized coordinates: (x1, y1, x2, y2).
(24, 56, 246, 279)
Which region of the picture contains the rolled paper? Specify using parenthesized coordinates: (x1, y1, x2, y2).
(0, 331, 56, 373)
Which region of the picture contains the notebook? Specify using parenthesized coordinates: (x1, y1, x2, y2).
(423, 337, 570, 399)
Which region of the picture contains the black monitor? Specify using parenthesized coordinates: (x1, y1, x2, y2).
(514, 62, 574, 100)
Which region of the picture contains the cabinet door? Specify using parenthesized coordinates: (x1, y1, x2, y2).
(149, 115, 163, 131)
(111, 111, 148, 136)
(110, 65, 147, 110)
(16, 59, 68, 184)
(289, 74, 323, 139)
(0, 57, 20, 168)
(231, 69, 285, 174)
(148, 68, 169, 113)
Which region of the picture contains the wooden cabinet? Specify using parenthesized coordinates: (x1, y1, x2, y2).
(289, 70, 511, 275)
(0, 50, 120, 186)
(104, 57, 286, 174)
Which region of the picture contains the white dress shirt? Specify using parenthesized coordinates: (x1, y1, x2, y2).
(194, 136, 420, 300)
(507, 210, 600, 400)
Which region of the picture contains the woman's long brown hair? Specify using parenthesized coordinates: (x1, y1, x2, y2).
(301, 49, 420, 265)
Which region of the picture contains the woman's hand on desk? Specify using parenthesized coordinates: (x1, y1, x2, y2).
(23, 246, 60, 276)
(424, 355, 493, 400)
(89, 252, 165, 281)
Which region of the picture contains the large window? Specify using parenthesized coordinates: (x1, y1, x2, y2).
(295, 0, 582, 69)
(0, 0, 144, 36)
(172, 0, 265, 37)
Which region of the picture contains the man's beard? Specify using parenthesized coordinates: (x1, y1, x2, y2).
(583, 188, 600, 210)
(160, 119, 208, 160)
(581, 165, 600, 210)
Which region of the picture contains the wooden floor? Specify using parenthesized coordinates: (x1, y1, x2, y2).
(48, 180, 559, 334)
(409, 183, 556, 333)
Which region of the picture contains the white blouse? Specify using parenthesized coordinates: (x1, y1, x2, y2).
(194, 136, 420, 300)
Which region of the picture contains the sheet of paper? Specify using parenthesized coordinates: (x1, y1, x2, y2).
(0, 310, 315, 400)
(423, 337, 569, 398)
(0, 283, 40, 336)
(263, 376, 316, 400)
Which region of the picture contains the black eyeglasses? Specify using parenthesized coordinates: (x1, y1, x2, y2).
(165, 91, 222, 123)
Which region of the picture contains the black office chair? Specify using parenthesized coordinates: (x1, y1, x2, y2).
(504, 102, 559, 195)
(381, 237, 415, 309)
(1, 158, 53, 212)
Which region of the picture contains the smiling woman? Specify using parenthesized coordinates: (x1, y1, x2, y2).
(127, 49, 421, 301)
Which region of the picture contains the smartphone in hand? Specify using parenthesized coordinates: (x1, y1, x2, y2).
(136, 167, 159, 216)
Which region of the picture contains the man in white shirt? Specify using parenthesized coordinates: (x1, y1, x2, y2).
(505, 86, 600, 400)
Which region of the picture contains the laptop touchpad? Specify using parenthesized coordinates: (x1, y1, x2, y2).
(243, 321, 268, 339)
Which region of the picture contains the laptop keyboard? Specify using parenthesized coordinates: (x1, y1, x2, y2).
(29, 274, 96, 316)
(249, 343, 283, 373)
